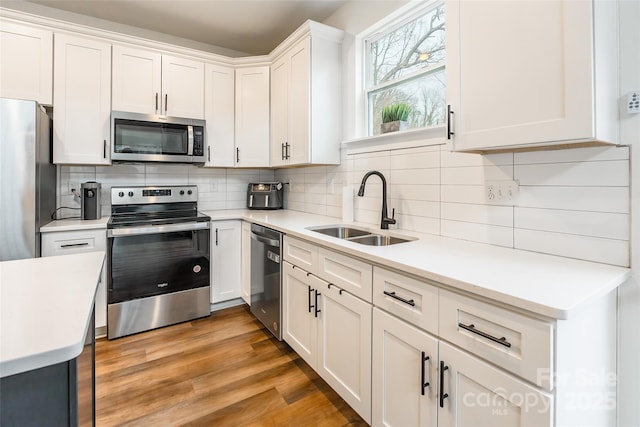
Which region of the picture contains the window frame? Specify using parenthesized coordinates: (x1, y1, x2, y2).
(360, 0, 446, 138)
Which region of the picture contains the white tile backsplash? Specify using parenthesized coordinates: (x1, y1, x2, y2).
(275, 143, 631, 267)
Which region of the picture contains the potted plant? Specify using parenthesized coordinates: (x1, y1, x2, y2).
(381, 103, 411, 133)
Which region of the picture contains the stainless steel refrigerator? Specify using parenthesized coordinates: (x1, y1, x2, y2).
(0, 97, 56, 261)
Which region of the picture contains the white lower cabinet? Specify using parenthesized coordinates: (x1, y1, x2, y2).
(41, 229, 107, 331)
(240, 221, 251, 305)
(210, 220, 241, 304)
(282, 260, 372, 423)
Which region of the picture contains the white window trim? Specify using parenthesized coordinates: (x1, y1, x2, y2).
(344, 0, 446, 152)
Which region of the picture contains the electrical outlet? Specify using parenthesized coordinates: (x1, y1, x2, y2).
(486, 180, 519, 204)
(626, 90, 640, 114)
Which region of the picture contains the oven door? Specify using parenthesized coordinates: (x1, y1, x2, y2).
(107, 222, 210, 304)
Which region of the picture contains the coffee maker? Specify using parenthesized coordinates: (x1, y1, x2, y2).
(81, 181, 101, 220)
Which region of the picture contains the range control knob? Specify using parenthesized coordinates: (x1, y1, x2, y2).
(128, 191, 134, 197)
(187, 190, 193, 195)
(180, 190, 185, 195)
(118, 191, 124, 198)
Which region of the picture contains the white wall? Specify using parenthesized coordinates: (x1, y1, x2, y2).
(56, 165, 274, 218)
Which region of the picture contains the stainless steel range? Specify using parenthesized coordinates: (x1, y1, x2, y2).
(106, 185, 211, 339)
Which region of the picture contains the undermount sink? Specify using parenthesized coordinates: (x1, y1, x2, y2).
(348, 234, 416, 246)
(307, 225, 416, 246)
(307, 225, 372, 239)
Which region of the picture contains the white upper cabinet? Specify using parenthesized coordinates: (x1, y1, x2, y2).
(203, 63, 235, 167)
(0, 20, 52, 105)
(112, 45, 204, 119)
(270, 23, 343, 167)
(446, 0, 619, 152)
(53, 33, 111, 165)
(234, 66, 270, 167)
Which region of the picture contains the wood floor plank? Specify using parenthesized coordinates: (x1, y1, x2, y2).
(96, 305, 366, 426)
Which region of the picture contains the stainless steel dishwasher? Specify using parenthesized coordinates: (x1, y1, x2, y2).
(250, 224, 283, 340)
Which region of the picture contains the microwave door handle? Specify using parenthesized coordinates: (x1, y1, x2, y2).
(187, 126, 194, 155)
(265, 195, 269, 208)
(249, 194, 254, 207)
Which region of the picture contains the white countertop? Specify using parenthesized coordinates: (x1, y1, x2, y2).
(40, 216, 109, 232)
(40, 209, 630, 320)
(0, 251, 105, 378)
(205, 209, 631, 320)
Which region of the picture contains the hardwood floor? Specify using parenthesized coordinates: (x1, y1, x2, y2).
(95, 305, 367, 426)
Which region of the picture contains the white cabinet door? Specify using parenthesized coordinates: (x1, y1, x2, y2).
(269, 57, 288, 167)
(111, 45, 161, 115)
(438, 341, 553, 427)
(241, 221, 251, 305)
(161, 54, 204, 119)
(287, 38, 311, 165)
(282, 261, 318, 368)
(204, 63, 235, 167)
(211, 220, 242, 303)
(53, 33, 111, 165)
(41, 229, 108, 331)
(0, 20, 52, 105)
(372, 308, 438, 427)
(318, 283, 372, 424)
(235, 66, 270, 167)
(447, 0, 618, 152)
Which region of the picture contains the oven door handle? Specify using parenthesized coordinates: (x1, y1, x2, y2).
(108, 221, 210, 237)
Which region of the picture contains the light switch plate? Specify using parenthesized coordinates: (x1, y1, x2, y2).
(486, 180, 519, 205)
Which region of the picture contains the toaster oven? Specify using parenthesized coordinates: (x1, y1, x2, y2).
(247, 182, 283, 210)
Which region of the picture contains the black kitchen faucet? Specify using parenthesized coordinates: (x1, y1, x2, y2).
(357, 170, 396, 230)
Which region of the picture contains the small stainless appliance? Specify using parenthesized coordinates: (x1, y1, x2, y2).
(250, 224, 282, 340)
(107, 185, 211, 339)
(111, 111, 205, 164)
(0, 97, 55, 261)
(247, 182, 283, 210)
(81, 181, 101, 220)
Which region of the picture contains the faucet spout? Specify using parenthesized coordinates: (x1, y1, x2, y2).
(357, 170, 396, 229)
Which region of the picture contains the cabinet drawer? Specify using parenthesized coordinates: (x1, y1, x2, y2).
(373, 267, 438, 335)
(439, 289, 554, 390)
(283, 236, 318, 274)
(41, 229, 107, 256)
(317, 248, 372, 302)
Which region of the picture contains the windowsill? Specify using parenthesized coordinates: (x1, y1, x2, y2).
(342, 125, 447, 155)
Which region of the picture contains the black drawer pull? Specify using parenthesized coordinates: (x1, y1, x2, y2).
(60, 242, 90, 248)
(421, 351, 430, 396)
(458, 322, 512, 348)
(384, 290, 415, 307)
(314, 290, 321, 318)
(439, 361, 449, 407)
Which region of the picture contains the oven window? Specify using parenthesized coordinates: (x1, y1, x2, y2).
(108, 229, 210, 303)
(114, 120, 188, 155)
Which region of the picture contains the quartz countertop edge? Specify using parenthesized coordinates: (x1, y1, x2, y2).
(206, 209, 631, 320)
(40, 216, 109, 232)
(0, 251, 105, 378)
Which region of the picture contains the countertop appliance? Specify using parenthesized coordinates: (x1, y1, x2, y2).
(111, 111, 205, 164)
(107, 185, 211, 339)
(247, 182, 283, 210)
(81, 181, 101, 220)
(0, 97, 55, 261)
(250, 224, 283, 340)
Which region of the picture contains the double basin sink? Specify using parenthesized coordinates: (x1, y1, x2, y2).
(307, 225, 416, 246)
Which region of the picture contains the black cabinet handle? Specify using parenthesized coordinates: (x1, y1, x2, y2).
(447, 104, 454, 140)
(236, 147, 240, 163)
(383, 290, 415, 307)
(165, 94, 168, 113)
(458, 323, 512, 348)
(314, 290, 321, 318)
(155, 92, 158, 112)
(215, 228, 219, 246)
(439, 361, 449, 407)
(285, 142, 290, 159)
(421, 351, 430, 396)
(208, 146, 211, 162)
(308, 286, 314, 313)
(103, 140, 107, 158)
(61, 242, 89, 248)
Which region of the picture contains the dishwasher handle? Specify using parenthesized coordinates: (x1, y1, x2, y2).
(251, 232, 281, 247)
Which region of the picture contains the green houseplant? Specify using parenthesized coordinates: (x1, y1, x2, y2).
(381, 103, 411, 133)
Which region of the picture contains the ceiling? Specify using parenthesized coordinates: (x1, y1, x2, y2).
(22, 0, 348, 55)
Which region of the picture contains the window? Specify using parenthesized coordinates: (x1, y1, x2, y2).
(365, 2, 445, 136)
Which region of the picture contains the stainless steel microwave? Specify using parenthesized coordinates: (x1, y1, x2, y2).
(111, 111, 206, 164)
